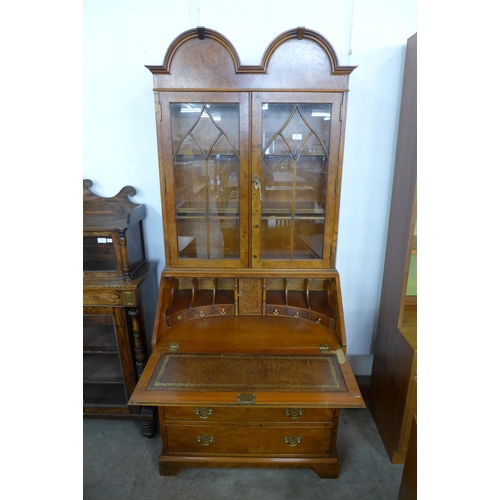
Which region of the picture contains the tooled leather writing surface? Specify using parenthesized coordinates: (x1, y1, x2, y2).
(147, 352, 347, 393)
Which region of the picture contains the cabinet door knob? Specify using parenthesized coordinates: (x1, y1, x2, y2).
(283, 435, 302, 447)
(284, 408, 304, 419)
(196, 434, 215, 446)
(194, 407, 214, 419)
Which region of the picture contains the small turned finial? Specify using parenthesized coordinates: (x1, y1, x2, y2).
(297, 27, 305, 40)
(197, 26, 206, 40)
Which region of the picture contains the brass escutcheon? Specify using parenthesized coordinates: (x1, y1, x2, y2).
(284, 408, 304, 419)
(283, 435, 302, 447)
(196, 434, 215, 446)
(194, 407, 214, 419)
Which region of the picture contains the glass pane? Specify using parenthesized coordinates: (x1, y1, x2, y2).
(261, 102, 331, 261)
(176, 215, 239, 260)
(170, 102, 240, 260)
(292, 219, 325, 260)
(261, 218, 292, 259)
(83, 236, 115, 272)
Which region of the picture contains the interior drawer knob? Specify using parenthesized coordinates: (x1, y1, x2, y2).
(196, 434, 215, 446)
(284, 408, 304, 419)
(194, 407, 214, 419)
(283, 435, 302, 447)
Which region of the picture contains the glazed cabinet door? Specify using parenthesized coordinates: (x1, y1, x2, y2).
(250, 92, 345, 269)
(157, 92, 250, 268)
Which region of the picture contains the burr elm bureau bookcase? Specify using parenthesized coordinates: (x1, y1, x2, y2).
(83, 180, 158, 437)
(129, 27, 364, 477)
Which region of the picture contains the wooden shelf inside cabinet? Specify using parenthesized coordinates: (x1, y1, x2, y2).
(129, 26, 363, 478)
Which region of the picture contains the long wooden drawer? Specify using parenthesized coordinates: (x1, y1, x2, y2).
(165, 424, 333, 455)
(163, 406, 335, 423)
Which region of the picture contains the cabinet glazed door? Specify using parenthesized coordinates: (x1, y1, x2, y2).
(157, 92, 250, 268)
(251, 93, 345, 269)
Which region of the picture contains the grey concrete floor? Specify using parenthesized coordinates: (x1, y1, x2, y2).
(83, 406, 403, 500)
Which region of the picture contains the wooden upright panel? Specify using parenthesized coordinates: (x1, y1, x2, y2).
(370, 33, 417, 464)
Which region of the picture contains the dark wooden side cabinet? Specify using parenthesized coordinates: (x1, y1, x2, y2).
(129, 27, 365, 477)
(83, 179, 158, 437)
(370, 33, 417, 466)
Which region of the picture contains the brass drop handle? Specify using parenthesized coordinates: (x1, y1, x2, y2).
(273, 309, 279, 315)
(284, 408, 304, 419)
(194, 407, 214, 419)
(294, 312, 300, 318)
(196, 434, 215, 446)
(316, 318, 322, 324)
(199, 311, 205, 317)
(177, 315, 182, 320)
(237, 291, 243, 297)
(220, 308, 226, 315)
(283, 435, 302, 447)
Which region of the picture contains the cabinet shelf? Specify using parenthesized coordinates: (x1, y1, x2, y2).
(83, 354, 124, 384)
(83, 324, 118, 353)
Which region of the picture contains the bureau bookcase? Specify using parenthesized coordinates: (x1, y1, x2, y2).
(129, 27, 364, 477)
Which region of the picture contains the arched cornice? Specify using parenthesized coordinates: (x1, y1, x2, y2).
(146, 26, 356, 75)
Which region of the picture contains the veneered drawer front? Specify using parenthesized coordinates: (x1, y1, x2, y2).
(191, 306, 213, 319)
(167, 310, 191, 326)
(266, 305, 287, 317)
(164, 406, 334, 423)
(285, 307, 308, 320)
(166, 424, 333, 455)
(83, 290, 122, 306)
(309, 312, 333, 329)
(213, 304, 234, 316)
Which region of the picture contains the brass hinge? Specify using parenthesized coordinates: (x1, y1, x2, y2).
(339, 103, 343, 122)
(157, 102, 162, 121)
(168, 342, 180, 352)
(318, 343, 330, 353)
